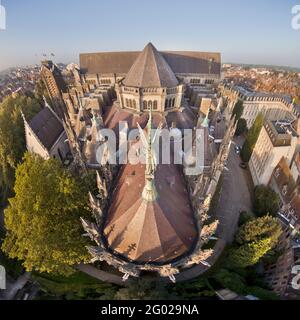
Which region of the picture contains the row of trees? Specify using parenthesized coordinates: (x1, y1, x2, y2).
(231, 100, 248, 137)
(231, 99, 265, 162)
(241, 113, 264, 162)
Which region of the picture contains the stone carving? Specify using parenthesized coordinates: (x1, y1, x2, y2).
(96, 170, 108, 199)
(88, 192, 104, 226)
(81, 218, 101, 246)
(177, 249, 213, 268)
(199, 220, 219, 247)
(63, 117, 87, 173)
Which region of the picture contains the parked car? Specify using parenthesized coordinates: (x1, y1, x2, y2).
(240, 162, 247, 169)
(234, 145, 241, 155)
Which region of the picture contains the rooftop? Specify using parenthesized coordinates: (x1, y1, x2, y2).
(265, 120, 298, 147)
(80, 43, 221, 76)
(123, 43, 179, 88)
(28, 107, 64, 151)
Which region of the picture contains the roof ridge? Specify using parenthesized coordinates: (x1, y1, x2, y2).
(150, 44, 163, 87)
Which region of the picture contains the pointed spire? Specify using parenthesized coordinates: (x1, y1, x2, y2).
(142, 106, 158, 202)
(96, 170, 108, 198)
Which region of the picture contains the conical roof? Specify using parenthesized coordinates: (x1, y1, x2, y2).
(103, 162, 197, 263)
(123, 43, 179, 88)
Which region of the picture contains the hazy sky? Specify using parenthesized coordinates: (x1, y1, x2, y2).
(0, 0, 299, 71)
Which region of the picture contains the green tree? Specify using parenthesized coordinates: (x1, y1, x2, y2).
(228, 216, 282, 268)
(0, 95, 41, 200)
(253, 185, 280, 217)
(2, 153, 91, 276)
(235, 215, 282, 246)
(33, 272, 118, 300)
(238, 211, 253, 227)
(214, 268, 247, 294)
(228, 238, 274, 268)
(241, 113, 264, 162)
(231, 100, 244, 122)
(235, 118, 247, 136)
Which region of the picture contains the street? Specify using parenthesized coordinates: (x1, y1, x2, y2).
(215, 136, 253, 243)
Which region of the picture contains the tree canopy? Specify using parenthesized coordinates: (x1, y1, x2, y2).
(231, 100, 244, 122)
(235, 118, 247, 136)
(2, 153, 92, 276)
(228, 215, 282, 268)
(253, 185, 280, 217)
(0, 94, 41, 201)
(241, 113, 264, 162)
(235, 215, 282, 246)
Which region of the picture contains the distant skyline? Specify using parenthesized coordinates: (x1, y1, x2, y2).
(0, 0, 300, 71)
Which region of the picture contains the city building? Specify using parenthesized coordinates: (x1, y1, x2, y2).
(270, 156, 300, 234)
(221, 85, 297, 128)
(264, 226, 300, 299)
(80, 42, 221, 92)
(249, 120, 298, 186)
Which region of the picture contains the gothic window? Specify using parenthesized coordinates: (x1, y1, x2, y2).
(153, 101, 158, 110)
(133, 100, 136, 109)
(148, 101, 152, 109)
(129, 99, 132, 109)
(165, 99, 168, 109)
(126, 99, 129, 108)
(143, 100, 147, 110)
(168, 99, 172, 109)
(172, 98, 175, 108)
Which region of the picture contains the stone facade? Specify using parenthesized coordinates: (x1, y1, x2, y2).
(249, 120, 298, 186)
(116, 84, 184, 113)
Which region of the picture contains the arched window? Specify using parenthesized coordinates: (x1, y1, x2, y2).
(126, 99, 129, 108)
(143, 100, 147, 110)
(129, 99, 132, 109)
(168, 99, 172, 109)
(165, 99, 168, 109)
(148, 101, 152, 109)
(172, 98, 176, 108)
(133, 100, 136, 109)
(153, 101, 158, 110)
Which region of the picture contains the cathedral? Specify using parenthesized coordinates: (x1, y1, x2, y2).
(25, 43, 236, 282)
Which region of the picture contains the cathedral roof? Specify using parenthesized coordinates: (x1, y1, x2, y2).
(123, 43, 179, 88)
(103, 162, 197, 263)
(80, 48, 221, 76)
